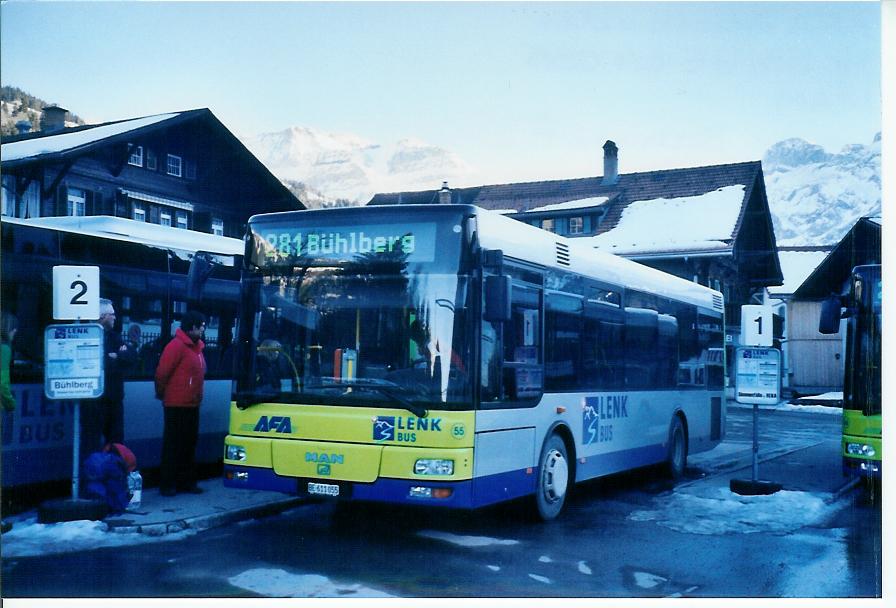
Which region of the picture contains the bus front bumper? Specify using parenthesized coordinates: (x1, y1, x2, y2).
(223, 463, 535, 509)
(842, 456, 881, 479)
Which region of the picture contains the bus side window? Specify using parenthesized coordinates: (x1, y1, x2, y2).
(482, 282, 543, 405)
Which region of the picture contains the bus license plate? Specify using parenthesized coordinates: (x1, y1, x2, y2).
(307, 482, 340, 497)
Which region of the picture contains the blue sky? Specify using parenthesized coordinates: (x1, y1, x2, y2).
(0, 1, 883, 184)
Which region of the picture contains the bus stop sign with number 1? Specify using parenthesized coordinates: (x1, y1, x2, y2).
(741, 304, 773, 347)
(53, 265, 100, 321)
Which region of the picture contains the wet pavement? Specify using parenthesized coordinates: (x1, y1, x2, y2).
(16, 402, 856, 537)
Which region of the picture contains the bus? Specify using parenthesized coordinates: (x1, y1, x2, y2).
(1, 215, 241, 491)
(820, 264, 882, 486)
(222, 204, 726, 519)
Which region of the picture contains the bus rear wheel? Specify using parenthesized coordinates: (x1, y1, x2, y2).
(665, 416, 687, 479)
(534, 434, 569, 521)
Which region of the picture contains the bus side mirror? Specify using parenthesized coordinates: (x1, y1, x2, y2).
(818, 295, 843, 334)
(484, 275, 512, 322)
(187, 252, 215, 301)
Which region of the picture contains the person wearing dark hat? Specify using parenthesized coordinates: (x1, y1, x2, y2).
(155, 311, 207, 496)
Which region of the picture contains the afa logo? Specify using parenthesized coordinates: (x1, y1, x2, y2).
(373, 416, 395, 441)
(253, 415, 292, 433)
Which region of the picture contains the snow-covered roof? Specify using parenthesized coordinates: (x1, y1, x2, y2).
(1, 215, 243, 260)
(768, 250, 831, 296)
(524, 197, 611, 214)
(1, 113, 180, 163)
(586, 185, 746, 255)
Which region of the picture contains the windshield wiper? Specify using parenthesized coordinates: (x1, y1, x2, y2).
(305, 378, 428, 418)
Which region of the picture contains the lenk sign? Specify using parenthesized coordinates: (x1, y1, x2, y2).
(44, 324, 105, 400)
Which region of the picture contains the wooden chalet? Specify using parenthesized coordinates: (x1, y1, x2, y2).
(1, 107, 302, 237)
(786, 216, 881, 395)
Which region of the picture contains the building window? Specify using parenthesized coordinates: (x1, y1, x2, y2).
(568, 216, 584, 235)
(176, 211, 188, 230)
(185, 160, 196, 180)
(128, 145, 143, 167)
(167, 154, 182, 177)
(211, 217, 224, 236)
(541, 218, 555, 233)
(67, 188, 87, 217)
(146, 149, 157, 171)
(3, 176, 40, 218)
(132, 202, 146, 222)
(1, 175, 14, 216)
(159, 210, 172, 227)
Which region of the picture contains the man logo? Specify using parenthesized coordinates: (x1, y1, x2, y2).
(373, 416, 395, 441)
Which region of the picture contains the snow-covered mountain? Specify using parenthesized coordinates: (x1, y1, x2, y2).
(763, 133, 881, 246)
(245, 124, 881, 248)
(243, 126, 475, 205)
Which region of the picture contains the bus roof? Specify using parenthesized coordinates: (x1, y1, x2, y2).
(1, 215, 243, 259)
(248, 204, 723, 312)
(475, 207, 723, 312)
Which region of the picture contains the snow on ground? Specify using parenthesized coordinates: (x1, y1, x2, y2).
(0, 515, 196, 558)
(629, 487, 839, 535)
(228, 567, 396, 598)
(728, 398, 842, 415)
(794, 392, 843, 401)
(416, 530, 520, 547)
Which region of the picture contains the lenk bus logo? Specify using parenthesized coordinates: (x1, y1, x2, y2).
(253, 416, 293, 433)
(373, 415, 443, 443)
(583, 395, 628, 445)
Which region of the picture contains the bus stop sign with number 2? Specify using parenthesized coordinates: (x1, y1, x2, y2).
(53, 265, 100, 321)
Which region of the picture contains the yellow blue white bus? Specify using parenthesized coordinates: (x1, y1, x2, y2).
(820, 264, 882, 487)
(223, 205, 726, 519)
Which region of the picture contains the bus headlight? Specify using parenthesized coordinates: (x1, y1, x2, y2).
(414, 459, 454, 476)
(226, 444, 247, 461)
(846, 443, 876, 457)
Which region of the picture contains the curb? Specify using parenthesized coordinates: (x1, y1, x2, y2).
(106, 497, 306, 536)
(680, 440, 829, 490)
(826, 477, 861, 504)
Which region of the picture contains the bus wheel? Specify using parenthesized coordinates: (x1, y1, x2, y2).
(665, 416, 687, 479)
(534, 434, 569, 521)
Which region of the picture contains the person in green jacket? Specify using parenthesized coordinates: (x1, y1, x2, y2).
(1, 311, 16, 413)
(1, 311, 17, 533)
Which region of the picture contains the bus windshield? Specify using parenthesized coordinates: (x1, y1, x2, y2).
(236, 211, 475, 411)
(844, 266, 881, 415)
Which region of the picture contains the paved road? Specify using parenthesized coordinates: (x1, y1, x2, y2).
(1, 406, 882, 598)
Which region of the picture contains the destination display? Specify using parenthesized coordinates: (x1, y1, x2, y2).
(251, 222, 439, 265)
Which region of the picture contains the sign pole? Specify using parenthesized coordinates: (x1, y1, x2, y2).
(38, 266, 108, 523)
(71, 400, 81, 499)
(730, 346, 783, 496)
(751, 403, 759, 482)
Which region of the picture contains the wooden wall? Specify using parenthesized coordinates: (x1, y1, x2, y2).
(786, 300, 844, 394)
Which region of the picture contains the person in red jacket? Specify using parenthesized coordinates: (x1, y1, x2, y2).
(155, 311, 207, 496)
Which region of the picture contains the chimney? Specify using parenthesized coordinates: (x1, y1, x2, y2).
(601, 140, 618, 185)
(438, 181, 451, 205)
(15, 120, 32, 135)
(41, 105, 68, 132)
